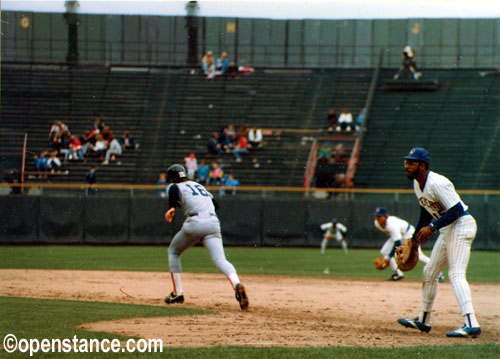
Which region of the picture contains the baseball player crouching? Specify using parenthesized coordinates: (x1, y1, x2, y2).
(373, 207, 444, 282)
(398, 147, 481, 338)
(320, 218, 348, 254)
(163, 164, 249, 310)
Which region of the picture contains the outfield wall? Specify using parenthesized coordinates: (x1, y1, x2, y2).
(1, 196, 498, 250)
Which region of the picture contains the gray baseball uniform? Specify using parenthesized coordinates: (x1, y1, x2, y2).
(167, 180, 240, 292)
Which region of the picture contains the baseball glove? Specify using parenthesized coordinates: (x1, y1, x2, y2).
(395, 239, 419, 271)
(374, 257, 390, 270)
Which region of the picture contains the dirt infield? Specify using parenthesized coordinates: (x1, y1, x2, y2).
(1, 269, 499, 347)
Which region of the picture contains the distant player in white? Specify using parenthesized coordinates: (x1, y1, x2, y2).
(320, 218, 348, 254)
(163, 164, 248, 310)
(398, 148, 481, 338)
(373, 207, 443, 282)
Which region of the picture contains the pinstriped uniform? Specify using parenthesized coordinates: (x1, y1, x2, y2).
(412, 171, 477, 317)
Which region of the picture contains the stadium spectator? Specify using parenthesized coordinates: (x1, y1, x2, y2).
(354, 108, 366, 132)
(184, 152, 198, 180)
(120, 131, 138, 150)
(237, 123, 248, 139)
(85, 166, 98, 195)
(220, 173, 240, 196)
(156, 172, 168, 198)
(196, 159, 210, 184)
(337, 108, 353, 132)
(68, 135, 84, 161)
(318, 141, 333, 160)
(201, 51, 216, 80)
(208, 161, 224, 185)
(225, 124, 237, 145)
(102, 137, 122, 165)
(248, 125, 263, 148)
(91, 134, 108, 161)
(47, 151, 64, 173)
(34, 151, 48, 172)
(233, 135, 249, 162)
(207, 132, 222, 158)
(216, 51, 229, 75)
(326, 108, 337, 133)
(393, 43, 422, 80)
(101, 126, 113, 143)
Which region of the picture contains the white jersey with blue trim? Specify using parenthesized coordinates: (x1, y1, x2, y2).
(168, 181, 215, 217)
(413, 171, 468, 220)
(320, 222, 347, 240)
(374, 216, 414, 243)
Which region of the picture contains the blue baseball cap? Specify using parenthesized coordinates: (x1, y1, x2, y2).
(331, 218, 338, 224)
(373, 207, 387, 216)
(403, 147, 430, 164)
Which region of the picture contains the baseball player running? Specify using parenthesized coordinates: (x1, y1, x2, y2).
(320, 218, 348, 254)
(163, 164, 249, 310)
(398, 147, 480, 337)
(373, 207, 444, 282)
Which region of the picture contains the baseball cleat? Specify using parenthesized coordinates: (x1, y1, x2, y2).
(235, 283, 249, 310)
(397, 318, 431, 333)
(446, 325, 481, 338)
(388, 273, 404, 281)
(164, 292, 184, 304)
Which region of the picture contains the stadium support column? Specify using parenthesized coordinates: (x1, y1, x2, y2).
(186, 1, 199, 66)
(64, 0, 80, 65)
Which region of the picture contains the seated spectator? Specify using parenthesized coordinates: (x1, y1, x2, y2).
(216, 51, 229, 75)
(207, 132, 222, 158)
(91, 134, 108, 161)
(353, 108, 366, 132)
(80, 131, 92, 156)
(120, 131, 138, 150)
(327, 108, 337, 133)
(196, 160, 210, 184)
(317, 142, 333, 159)
(226, 124, 237, 144)
(92, 116, 104, 134)
(333, 143, 344, 163)
(233, 135, 248, 162)
(248, 125, 263, 148)
(49, 121, 62, 143)
(237, 123, 248, 139)
(34, 151, 48, 172)
(57, 130, 71, 159)
(220, 173, 240, 196)
(47, 151, 64, 173)
(156, 172, 167, 198)
(337, 108, 353, 132)
(102, 137, 122, 165)
(101, 126, 113, 143)
(218, 126, 232, 152)
(184, 152, 198, 179)
(208, 161, 224, 185)
(68, 135, 84, 161)
(226, 61, 239, 78)
(201, 51, 216, 80)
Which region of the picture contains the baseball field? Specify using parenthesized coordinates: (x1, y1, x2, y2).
(0, 245, 499, 358)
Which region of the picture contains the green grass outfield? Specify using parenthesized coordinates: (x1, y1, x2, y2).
(0, 245, 499, 358)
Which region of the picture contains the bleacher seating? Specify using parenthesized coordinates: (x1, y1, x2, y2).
(355, 69, 500, 189)
(2, 65, 497, 190)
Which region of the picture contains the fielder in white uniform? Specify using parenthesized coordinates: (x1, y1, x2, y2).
(373, 207, 443, 281)
(163, 164, 249, 310)
(320, 218, 348, 254)
(398, 147, 480, 338)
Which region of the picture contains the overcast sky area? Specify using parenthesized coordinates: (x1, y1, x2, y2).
(2, 0, 500, 20)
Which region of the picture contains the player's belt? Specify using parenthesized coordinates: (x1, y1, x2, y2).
(188, 212, 216, 217)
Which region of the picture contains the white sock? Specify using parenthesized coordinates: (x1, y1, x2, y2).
(341, 240, 348, 254)
(320, 238, 328, 253)
(171, 272, 183, 295)
(228, 272, 240, 289)
(464, 313, 480, 328)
